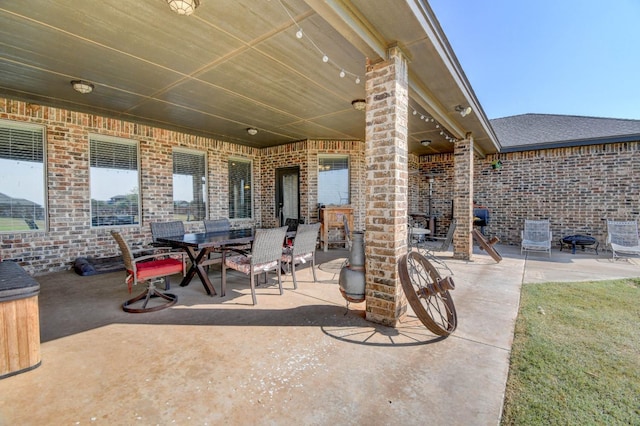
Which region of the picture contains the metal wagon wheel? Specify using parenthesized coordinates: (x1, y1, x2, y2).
(398, 251, 457, 336)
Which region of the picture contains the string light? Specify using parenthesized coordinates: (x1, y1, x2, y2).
(276, 0, 361, 84)
(409, 103, 457, 143)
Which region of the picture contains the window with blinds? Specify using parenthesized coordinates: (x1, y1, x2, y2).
(89, 135, 140, 227)
(318, 155, 350, 205)
(0, 120, 46, 232)
(173, 149, 206, 221)
(228, 158, 252, 219)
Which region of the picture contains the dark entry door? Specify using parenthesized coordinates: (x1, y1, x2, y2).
(275, 166, 300, 226)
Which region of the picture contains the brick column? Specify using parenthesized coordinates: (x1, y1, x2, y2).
(363, 46, 409, 327)
(452, 134, 473, 260)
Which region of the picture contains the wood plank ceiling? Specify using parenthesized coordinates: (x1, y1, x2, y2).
(0, 0, 499, 155)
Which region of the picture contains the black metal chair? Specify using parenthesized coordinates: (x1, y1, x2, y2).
(284, 217, 304, 232)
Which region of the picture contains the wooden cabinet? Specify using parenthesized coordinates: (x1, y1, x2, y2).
(320, 207, 354, 251)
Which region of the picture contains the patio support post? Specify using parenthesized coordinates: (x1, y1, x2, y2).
(363, 44, 409, 327)
(452, 133, 473, 259)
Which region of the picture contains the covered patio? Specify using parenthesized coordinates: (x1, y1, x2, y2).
(0, 0, 501, 327)
(3, 244, 639, 423)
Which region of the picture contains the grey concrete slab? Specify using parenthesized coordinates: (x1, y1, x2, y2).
(0, 244, 638, 425)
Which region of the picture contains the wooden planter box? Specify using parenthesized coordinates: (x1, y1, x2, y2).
(0, 261, 41, 379)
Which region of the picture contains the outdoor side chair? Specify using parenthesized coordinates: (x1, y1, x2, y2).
(204, 218, 251, 256)
(221, 226, 289, 305)
(281, 222, 320, 289)
(606, 220, 640, 260)
(284, 217, 304, 232)
(203, 218, 231, 233)
(111, 230, 185, 313)
(521, 219, 552, 258)
(150, 220, 185, 245)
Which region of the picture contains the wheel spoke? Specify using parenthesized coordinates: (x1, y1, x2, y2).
(398, 251, 458, 336)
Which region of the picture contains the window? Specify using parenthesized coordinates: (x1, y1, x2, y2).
(228, 158, 252, 219)
(173, 149, 206, 221)
(0, 120, 46, 232)
(318, 155, 349, 205)
(89, 135, 140, 227)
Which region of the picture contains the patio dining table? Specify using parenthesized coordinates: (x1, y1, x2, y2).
(157, 229, 256, 296)
(157, 228, 295, 296)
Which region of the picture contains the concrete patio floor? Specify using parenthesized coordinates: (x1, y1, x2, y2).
(1, 244, 638, 425)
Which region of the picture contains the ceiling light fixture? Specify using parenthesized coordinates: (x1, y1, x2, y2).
(247, 128, 258, 136)
(455, 105, 472, 117)
(70, 80, 94, 94)
(167, 0, 200, 15)
(351, 99, 366, 111)
(420, 140, 431, 147)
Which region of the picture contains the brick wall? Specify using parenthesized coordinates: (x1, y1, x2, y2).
(0, 98, 364, 274)
(260, 140, 366, 229)
(412, 142, 640, 248)
(473, 143, 640, 247)
(3, 96, 639, 274)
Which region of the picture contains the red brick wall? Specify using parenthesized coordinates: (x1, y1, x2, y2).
(3, 96, 638, 273)
(0, 98, 364, 274)
(473, 144, 640, 246)
(413, 142, 640, 247)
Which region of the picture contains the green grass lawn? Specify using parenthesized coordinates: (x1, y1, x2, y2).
(0, 217, 45, 231)
(501, 279, 640, 425)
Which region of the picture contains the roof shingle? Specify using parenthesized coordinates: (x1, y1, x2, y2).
(490, 114, 640, 150)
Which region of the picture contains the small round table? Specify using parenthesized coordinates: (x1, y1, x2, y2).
(560, 235, 599, 254)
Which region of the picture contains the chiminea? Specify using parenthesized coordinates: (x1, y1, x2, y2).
(338, 231, 365, 303)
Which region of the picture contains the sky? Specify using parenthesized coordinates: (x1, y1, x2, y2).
(428, 0, 640, 120)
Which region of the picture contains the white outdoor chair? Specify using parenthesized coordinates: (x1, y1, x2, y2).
(606, 220, 640, 260)
(521, 219, 552, 258)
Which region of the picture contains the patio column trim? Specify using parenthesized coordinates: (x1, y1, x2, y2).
(363, 44, 409, 327)
(452, 133, 473, 260)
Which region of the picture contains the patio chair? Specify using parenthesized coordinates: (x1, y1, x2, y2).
(221, 226, 289, 305)
(284, 217, 304, 232)
(521, 219, 552, 257)
(410, 219, 456, 275)
(110, 230, 185, 313)
(606, 220, 640, 260)
(204, 218, 251, 256)
(150, 220, 185, 246)
(148, 221, 186, 288)
(281, 223, 320, 289)
(428, 219, 457, 252)
(203, 218, 230, 233)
